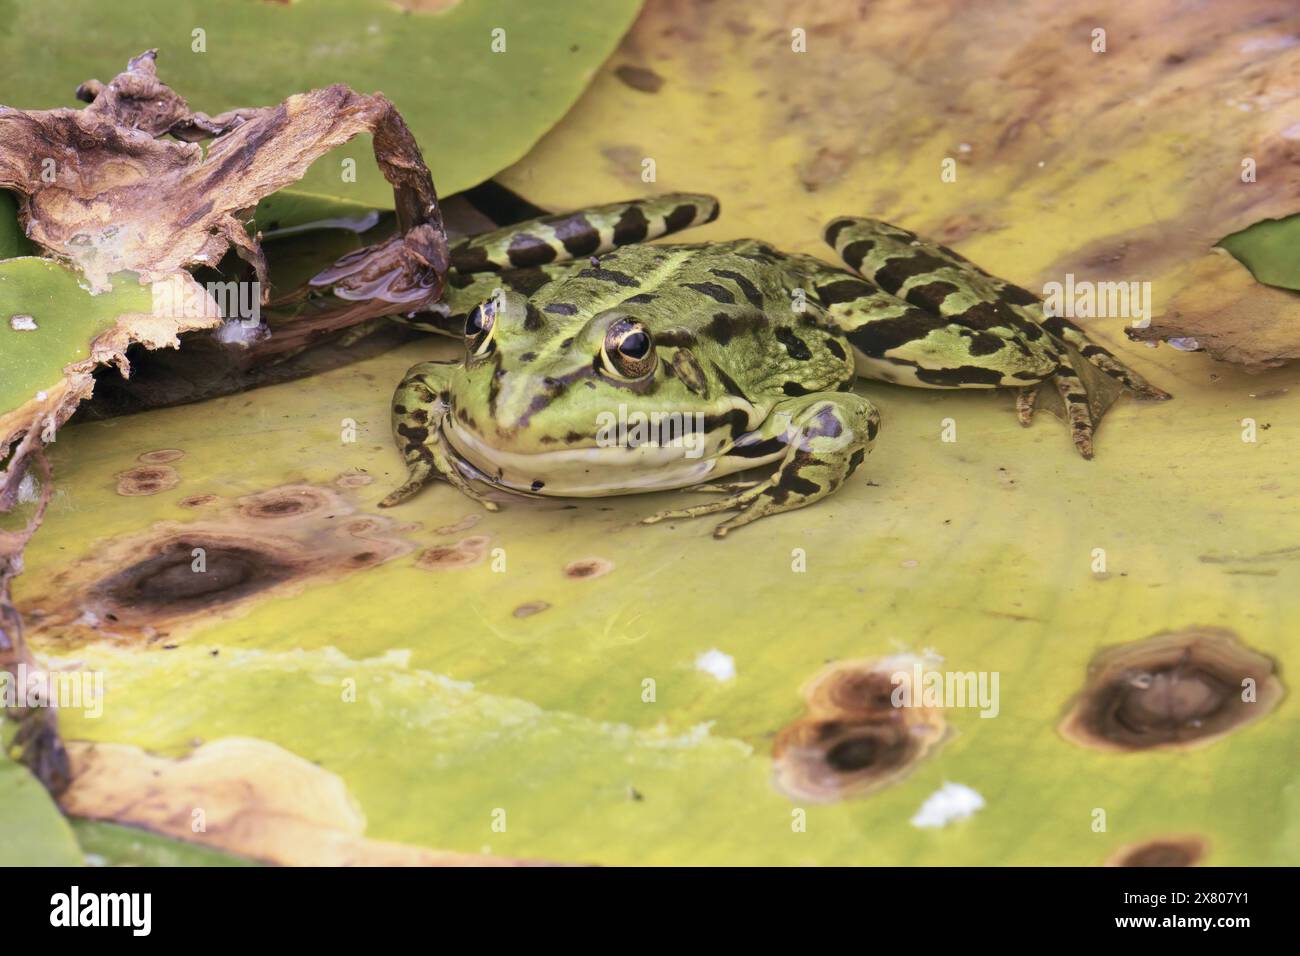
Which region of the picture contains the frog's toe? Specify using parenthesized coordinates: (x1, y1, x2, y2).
(380, 461, 436, 508)
(681, 479, 763, 495)
(1015, 386, 1038, 427)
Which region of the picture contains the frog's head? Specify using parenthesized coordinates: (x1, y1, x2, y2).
(441, 290, 762, 496)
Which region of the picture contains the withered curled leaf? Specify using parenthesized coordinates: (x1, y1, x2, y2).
(0, 49, 448, 310)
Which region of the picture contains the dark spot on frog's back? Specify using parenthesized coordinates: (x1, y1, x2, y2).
(816, 277, 876, 306)
(823, 218, 856, 247)
(824, 337, 847, 361)
(962, 329, 1010, 357)
(683, 281, 735, 305)
(614, 64, 664, 94)
(838, 239, 876, 271)
(554, 215, 601, 258)
(506, 232, 558, 268)
(544, 303, 578, 315)
(577, 266, 640, 288)
(913, 365, 1005, 387)
(612, 204, 651, 245)
(704, 311, 766, 345)
(709, 268, 764, 308)
(449, 242, 497, 274)
(524, 303, 545, 331)
(711, 363, 751, 403)
(669, 348, 709, 396)
(902, 279, 960, 313)
(502, 267, 554, 297)
(873, 250, 955, 293)
(775, 327, 812, 360)
(664, 203, 701, 233)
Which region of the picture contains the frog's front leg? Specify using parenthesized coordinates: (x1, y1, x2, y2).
(378, 360, 499, 511)
(642, 392, 880, 537)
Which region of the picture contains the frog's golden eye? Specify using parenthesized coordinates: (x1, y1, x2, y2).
(465, 300, 497, 357)
(601, 318, 657, 380)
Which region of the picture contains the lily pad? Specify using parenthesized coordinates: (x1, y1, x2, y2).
(0, 0, 646, 207)
(0, 744, 82, 865)
(496, 0, 1300, 368)
(14, 330, 1300, 865)
(1219, 215, 1300, 291)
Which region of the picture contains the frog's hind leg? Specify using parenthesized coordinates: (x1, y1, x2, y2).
(1015, 386, 1039, 426)
(379, 360, 500, 511)
(1049, 361, 1095, 459)
(641, 392, 880, 537)
(447, 194, 720, 275)
(823, 215, 1170, 401)
(1036, 311, 1172, 400)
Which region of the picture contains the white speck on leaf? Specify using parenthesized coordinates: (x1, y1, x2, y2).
(911, 782, 985, 828)
(10, 313, 37, 330)
(695, 649, 736, 682)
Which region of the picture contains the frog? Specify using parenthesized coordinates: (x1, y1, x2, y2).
(376, 194, 1169, 536)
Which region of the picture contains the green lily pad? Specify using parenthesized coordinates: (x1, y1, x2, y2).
(0, 191, 33, 259)
(0, 745, 82, 865)
(0, 258, 152, 426)
(0, 0, 646, 208)
(1219, 215, 1300, 291)
(72, 819, 259, 867)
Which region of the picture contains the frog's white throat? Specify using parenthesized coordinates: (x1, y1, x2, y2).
(442, 415, 768, 498)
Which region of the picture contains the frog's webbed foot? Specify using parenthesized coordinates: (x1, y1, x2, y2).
(642, 393, 880, 537)
(1015, 386, 1038, 427)
(1047, 362, 1096, 459)
(379, 360, 500, 511)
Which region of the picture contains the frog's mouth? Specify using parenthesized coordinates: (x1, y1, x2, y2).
(442, 414, 740, 498)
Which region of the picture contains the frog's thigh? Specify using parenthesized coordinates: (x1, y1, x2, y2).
(643, 392, 880, 537)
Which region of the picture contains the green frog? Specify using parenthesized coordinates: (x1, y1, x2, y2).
(377, 194, 1169, 536)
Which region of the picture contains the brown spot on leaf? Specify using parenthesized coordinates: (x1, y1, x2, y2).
(433, 513, 483, 536)
(334, 470, 374, 489)
(563, 557, 614, 580)
(773, 656, 947, 803)
(614, 64, 665, 93)
(237, 485, 332, 520)
(115, 465, 179, 496)
(1108, 836, 1208, 867)
(137, 448, 184, 464)
(415, 535, 490, 571)
(512, 601, 551, 619)
(1059, 627, 1283, 752)
(18, 484, 413, 642)
(178, 494, 219, 508)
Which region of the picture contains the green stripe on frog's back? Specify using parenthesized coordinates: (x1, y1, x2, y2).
(447, 194, 720, 274)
